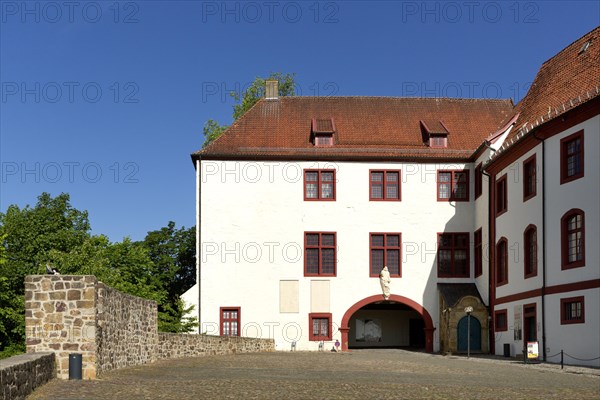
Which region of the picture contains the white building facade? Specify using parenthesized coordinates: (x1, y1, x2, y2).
(184, 27, 600, 366)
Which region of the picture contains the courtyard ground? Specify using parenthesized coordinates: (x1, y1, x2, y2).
(28, 349, 599, 399)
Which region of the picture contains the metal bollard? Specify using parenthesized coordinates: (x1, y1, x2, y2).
(69, 353, 82, 380)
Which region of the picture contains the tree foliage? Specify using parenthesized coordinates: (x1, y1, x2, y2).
(202, 72, 296, 148)
(0, 193, 198, 358)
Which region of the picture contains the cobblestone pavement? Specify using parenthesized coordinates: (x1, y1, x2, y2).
(28, 350, 599, 399)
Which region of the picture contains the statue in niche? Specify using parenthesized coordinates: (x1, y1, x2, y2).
(379, 266, 391, 300)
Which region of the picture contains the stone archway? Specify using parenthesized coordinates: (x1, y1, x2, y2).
(340, 295, 435, 352)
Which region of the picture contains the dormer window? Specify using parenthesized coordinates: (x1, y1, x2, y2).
(420, 120, 449, 148)
(312, 118, 336, 146)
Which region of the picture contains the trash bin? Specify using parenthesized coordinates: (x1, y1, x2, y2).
(503, 343, 511, 357)
(69, 353, 82, 380)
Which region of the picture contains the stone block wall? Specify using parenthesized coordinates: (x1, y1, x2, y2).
(25, 275, 98, 379)
(0, 352, 55, 400)
(96, 283, 158, 374)
(25, 275, 275, 380)
(157, 333, 275, 359)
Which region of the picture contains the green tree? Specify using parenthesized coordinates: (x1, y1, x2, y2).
(202, 72, 296, 148)
(142, 222, 197, 332)
(0, 235, 25, 358)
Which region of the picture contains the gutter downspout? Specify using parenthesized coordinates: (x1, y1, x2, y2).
(532, 131, 547, 362)
(482, 141, 496, 355)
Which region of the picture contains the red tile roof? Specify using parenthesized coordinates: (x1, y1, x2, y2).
(500, 27, 600, 145)
(194, 97, 513, 161)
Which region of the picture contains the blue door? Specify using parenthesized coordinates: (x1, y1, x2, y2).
(457, 316, 481, 352)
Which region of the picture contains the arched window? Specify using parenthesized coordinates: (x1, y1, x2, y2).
(496, 237, 508, 286)
(561, 209, 585, 269)
(524, 225, 537, 278)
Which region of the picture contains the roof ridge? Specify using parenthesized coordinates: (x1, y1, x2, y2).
(281, 96, 512, 102)
(538, 26, 600, 68)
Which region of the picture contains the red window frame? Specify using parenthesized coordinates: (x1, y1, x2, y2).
(474, 163, 483, 200)
(495, 174, 508, 216)
(304, 232, 337, 277)
(220, 307, 241, 337)
(496, 237, 508, 286)
(560, 296, 585, 325)
(524, 225, 537, 278)
(369, 233, 402, 277)
(429, 135, 448, 148)
(437, 232, 470, 278)
(523, 154, 537, 201)
(437, 170, 469, 202)
(308, 313, 332, 341)
(304, 169, 336, 201)
(494, 309, 508, 332)
(369, 170, 401, 201)
(560, 130, 584, 184)
(474, 228, 482, 278)
(561, 209, 585, 269)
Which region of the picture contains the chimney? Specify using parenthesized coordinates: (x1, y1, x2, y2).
(265, 79, 279, 100)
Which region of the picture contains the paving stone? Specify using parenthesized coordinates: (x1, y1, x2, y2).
(26, 350, 600, 399)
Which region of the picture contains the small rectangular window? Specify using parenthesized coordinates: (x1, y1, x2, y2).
(560, 130, 584, 184)
(437, 232, 470, 278)
(305, 232, 336, 276)
(309, 313, 332, 341)
(370, 233, 401, 277)
(494, 310, 508, 331)
(304, 170, 335, 201)
(474, 163, 483, 199)
(474, 228, 482, 277)
(561, 297, 585, 324)
(220, 307, 240, 336)
(437, 170, 469, 202)
(370, 170, 401, 201)
(523, 155, 537, 201)
(495, 175, 508, 216)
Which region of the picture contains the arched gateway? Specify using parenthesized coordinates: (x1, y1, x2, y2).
(340, 294, 435, 352)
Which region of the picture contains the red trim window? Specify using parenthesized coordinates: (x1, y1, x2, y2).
(561, 209, 585, 269)
(304, 232, 336, 276)
(523, 154, 537, 201)
(495, 174, 508, 216)
(437, 233, 469, 278)
(474, 228, 483, 278)
(315, 135, 333, 146)
(560, 130, 584, 184)
(474, 163, 483, 199)
(369, 170, 401, 201)
(437, 170, 469, 201)
(220, 307, 240, 336)
(309, 313, 332, 341)
(304, 170, 335, 201)
(429, 135, 448, 148)
(496, 237, 508, 286)
(560, 297, 585, 324)
(370, 233, 401, 277)
(494, 309, 508, 332)
(524, 225, 537, 278)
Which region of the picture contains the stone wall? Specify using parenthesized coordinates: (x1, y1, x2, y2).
(25, 275, 274, 380)
(157, 333, 275, 359)
(96, 283, 158, 375)
(0, 353, 55, 400)
(25, 275, 98, 379)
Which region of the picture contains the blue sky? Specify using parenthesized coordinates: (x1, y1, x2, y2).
(1, 1, 598, 242)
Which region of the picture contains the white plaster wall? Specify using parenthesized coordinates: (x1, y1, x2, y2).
(494, 145, 544, 299)
(544, 115, 600, 286)
(492, 297, 542, 358)
(474, 149, 492, 304)
(192, 160, 478, 350)
(545, 289, 600, 367)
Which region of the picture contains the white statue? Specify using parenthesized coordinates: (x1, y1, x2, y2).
(379, 266, 391, 300)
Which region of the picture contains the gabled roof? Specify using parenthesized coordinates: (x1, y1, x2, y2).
(194, 97, 513, 161)
(498, 26, 600, 148)
(438, 283, 484, 308)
